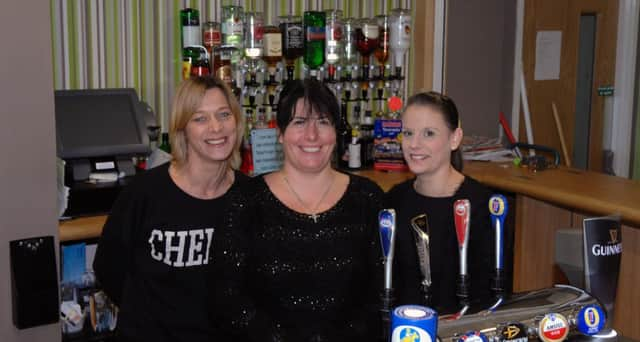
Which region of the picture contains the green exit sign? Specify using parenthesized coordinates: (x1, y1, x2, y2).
(597, 85, 614, 96)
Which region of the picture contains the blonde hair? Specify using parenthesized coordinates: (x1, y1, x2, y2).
(169, 76, 244, 169)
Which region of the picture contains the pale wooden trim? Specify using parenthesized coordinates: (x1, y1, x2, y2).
(411, 0, 435, 93)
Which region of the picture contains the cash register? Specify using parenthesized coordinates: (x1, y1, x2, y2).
(55, 88, 157, 217)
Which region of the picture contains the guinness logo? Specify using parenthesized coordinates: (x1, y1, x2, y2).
(609, 229, 619, 244)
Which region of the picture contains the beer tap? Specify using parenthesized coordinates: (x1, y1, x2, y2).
(487, 194, 508, 312)
(452, 199, 471, 319)
(411, 214, 432, 306)
(379, 209, 397, 342)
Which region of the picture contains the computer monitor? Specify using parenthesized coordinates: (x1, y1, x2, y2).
(55, 88, 151, 160)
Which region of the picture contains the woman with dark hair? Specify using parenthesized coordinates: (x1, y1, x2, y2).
(211, 79, 383, 341)
(94, 76, 250, 341)
(386, 91, 494, 314)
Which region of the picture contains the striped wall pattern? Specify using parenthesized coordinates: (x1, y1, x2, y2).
(50, 0, 414, 132)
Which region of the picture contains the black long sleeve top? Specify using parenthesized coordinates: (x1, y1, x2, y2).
(210, 173, 384, 342)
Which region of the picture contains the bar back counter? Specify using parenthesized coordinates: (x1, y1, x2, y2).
(59, 161, 640, 339)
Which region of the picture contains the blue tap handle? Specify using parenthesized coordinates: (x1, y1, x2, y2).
(489, 194, 508, 295)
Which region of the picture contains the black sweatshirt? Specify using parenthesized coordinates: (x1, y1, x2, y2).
(93, 163, 250, 342)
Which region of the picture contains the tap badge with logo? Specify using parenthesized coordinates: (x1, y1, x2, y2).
(456, 331, 489, 342)
(488, 196, 506, 216)
(391, 305, 437, 342)
(499, 322, 529, 342)
(576, 305, 606, 335)
(537, 313, 569, 342)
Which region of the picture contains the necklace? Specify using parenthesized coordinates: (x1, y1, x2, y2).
(282, 173, 335, 223)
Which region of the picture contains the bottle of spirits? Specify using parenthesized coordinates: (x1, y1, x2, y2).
(336, 102, 352, 169)
(279, 15, 304, 80)
(221, 5, 244, 63)
(244, 12, 264, 85)
(374, 15, 390, 80)
(158, 132, 171, 153)
(180, 8, 201, 49)
(324, 10, 343, 82)
(360, 110, 375, 168)
(342, 18, 358, 81)
(355, 18, 379, 81)
(262, 25, 282, 84)
(303, 11, 326, 78)
(202, 21, 221, 57)
(389, 8, 411, 79)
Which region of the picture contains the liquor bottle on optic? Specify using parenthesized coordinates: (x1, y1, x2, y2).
(279, 15, 304, 81)
(244, 12, 264, 86)
(180, 8, 201, 49)
(389, 8, 411, 79)
(202, 21, 222, 58)
(303, 11, 326, 79)
(355, 18, 379, 81)
(341, 18, 358, 81)
(374, 15, 390, 80)
(262, 25, 282, 84)
(324, 9, 343, 82)
(221, 5, 244, 63)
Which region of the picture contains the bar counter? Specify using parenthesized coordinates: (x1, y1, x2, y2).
(59, 162, 640, 339)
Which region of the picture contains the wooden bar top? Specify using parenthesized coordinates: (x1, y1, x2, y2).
(59, 162, 640, 242)
(463, 162, 640, 227)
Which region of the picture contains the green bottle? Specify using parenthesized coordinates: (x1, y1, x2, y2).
(303, 11, 326, 77)
(180, 8, 200, 49)
(158, 133, 171, 153)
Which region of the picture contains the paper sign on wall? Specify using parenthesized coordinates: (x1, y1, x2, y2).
(251, 128, 283, 175)
(534, 31, 562, 81)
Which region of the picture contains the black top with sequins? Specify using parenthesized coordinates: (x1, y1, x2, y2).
(209, 173, 384, 342)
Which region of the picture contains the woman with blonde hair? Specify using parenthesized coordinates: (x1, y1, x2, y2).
(94, 76, 250, 342)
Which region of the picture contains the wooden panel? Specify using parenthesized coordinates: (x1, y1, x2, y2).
(412, 0, 435, 92)
(59, 216, 106, 242)
(513, 195, 572, 291)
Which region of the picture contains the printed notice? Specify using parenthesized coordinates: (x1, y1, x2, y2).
(534, 31, 562, 80)
(251, 128, 283, 175)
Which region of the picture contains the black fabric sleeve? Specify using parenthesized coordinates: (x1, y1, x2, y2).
(207, 194, 282, 342)
(93, 180, 140, 306)
(343, 178, 385, 341)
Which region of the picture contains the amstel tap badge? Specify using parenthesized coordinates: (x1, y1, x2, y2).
(538, 313, 569, 342)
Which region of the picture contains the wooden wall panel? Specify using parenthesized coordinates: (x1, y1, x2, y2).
(513, 195, 572, 291)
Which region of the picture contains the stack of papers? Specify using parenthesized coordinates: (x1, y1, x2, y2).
(462, 136, 516, 162)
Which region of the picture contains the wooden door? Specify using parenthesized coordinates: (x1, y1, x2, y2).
(522, 0, 618, 172)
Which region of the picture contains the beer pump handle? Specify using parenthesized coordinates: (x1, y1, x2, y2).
(379, 209, 397, 342)
(454, 199, 471, 307)
(489, 194, 508, 297)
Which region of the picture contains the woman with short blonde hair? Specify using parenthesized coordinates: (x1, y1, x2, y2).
(94, 76, 250, 342)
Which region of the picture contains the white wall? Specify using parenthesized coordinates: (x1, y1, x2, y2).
(0, 1, 60, 341)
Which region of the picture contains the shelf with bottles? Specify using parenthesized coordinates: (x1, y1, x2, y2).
(177, 5, 412, 175)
